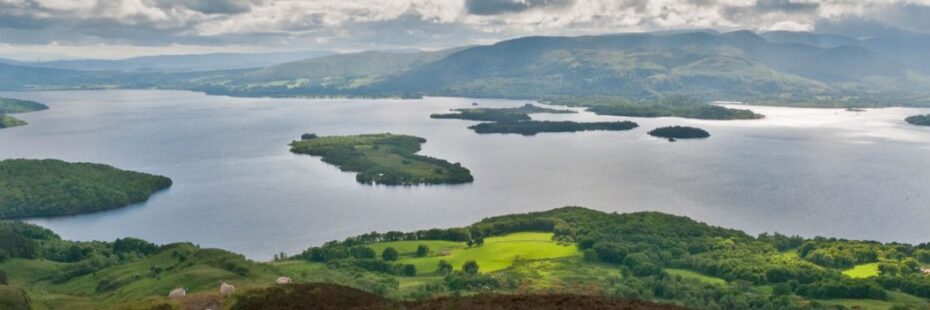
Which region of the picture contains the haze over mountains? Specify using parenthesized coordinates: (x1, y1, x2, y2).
(3, 30, 930, 106)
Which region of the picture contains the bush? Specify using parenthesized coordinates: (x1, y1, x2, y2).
(463, 260, 479, 275)
(438, 260, 453, 275)
(416, 245, 429, 257)
(382, 247, 398, 261)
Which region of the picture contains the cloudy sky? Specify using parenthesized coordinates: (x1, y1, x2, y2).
(1, 0, 929, 60)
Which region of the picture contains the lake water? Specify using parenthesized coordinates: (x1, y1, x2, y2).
(2, 90, 929, 260)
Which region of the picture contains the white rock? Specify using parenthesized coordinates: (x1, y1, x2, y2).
(276, 276, 292, 284)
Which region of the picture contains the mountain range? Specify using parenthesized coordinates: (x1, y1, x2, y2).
(3, 30, 930, 106)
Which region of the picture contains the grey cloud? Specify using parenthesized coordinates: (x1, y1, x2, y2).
(754, 0, 819, 13)
(465, 0, 575, 15)
(151, 0, 255, 15)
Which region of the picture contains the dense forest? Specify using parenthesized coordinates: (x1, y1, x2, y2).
(0, 159, 172, 219)
(905, 114, 930, 126)
(648, 126, 712, 140)
(430, 103, 575, 122)
(548, 96, 764, 120)
(289, 133, 473, 185)
(469, 120, 639, 136)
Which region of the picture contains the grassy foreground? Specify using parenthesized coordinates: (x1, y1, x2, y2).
(289, 133, 473, 185)
(4, 207, 930, 309)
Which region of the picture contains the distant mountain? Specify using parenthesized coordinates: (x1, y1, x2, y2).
(760, 31, 860, 48)
(2, 31, 930, 106)
(18, 51, 333, 72)
(190, 47, 469, 97)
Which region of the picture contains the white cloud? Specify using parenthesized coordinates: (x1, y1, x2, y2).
(0, 0, 929, 59)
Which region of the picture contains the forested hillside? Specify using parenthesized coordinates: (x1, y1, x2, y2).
(4, 207, 930, 309)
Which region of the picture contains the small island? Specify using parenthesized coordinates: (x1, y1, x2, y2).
(469, 121, 639, 136)
(289, 133, 473, 185)
(0, 115, 27, 128)
(0, 97, 49, 129)
(647, 126, 711, 141)
(431, 104, 575, 122)
(548, 96, 764, 120)
(905, 114, 930, 126)
(0, 159, 173, 219)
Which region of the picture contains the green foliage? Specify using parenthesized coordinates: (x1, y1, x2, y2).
(647, 126, 711, 140)
(0, 159, 173, 219)
(462, 260, 479, 275)
(444, 273, 500, 291)
(905, 114, 930, 126)
(430, 103, 574, 122)
(0, 115, 27, 128)
(415, 245, 429, 257)
(469, 120, 639, 136)
(796, 279, 888, 300)
(437, 260, 453, 275)
(382, 247, 398, 261)
(289, 133, 473, 185)
(550, 96, 764, 120)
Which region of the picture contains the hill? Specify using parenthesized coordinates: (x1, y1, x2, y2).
(4, 207, 930, 309)
(2, 31, 930, 106)
(233, 283, 684, 310)
(15, 51, 333, 72)
(193, 48, 469, 97)
(0, 159, 172, 218)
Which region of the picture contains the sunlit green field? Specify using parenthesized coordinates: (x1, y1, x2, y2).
(843, 263, 880, 278)
(366, 232, 579, 274)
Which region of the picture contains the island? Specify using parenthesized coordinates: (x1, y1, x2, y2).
(0, 97, 49, 129)
(905, 114, 930, 126)
(289, 133, 473, 185)
(469, 120, 639, 136)
(647, 126, 711, 141)
(430, 103, 575, 122)
(0, 115, 26, 129)
(0, 159, 172, 219)
(547, 96, 764, 120)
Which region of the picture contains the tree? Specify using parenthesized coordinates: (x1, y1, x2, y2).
(401, 264, 417, 277)
(463, 260, 479, 275)
(382, 247, 398, 261)
(416, 245, 429, 257)
(438, 260, 453, 275)
(772, 283, 792, 296)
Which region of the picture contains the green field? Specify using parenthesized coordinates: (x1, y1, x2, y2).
(665, 268, 727, 285)
(289, 133, 473, 185)
(843, 263, 880, 278)
(366, 232, 579, 274)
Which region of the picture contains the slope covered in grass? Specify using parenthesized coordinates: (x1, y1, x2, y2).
(366, 232, 579, 274)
